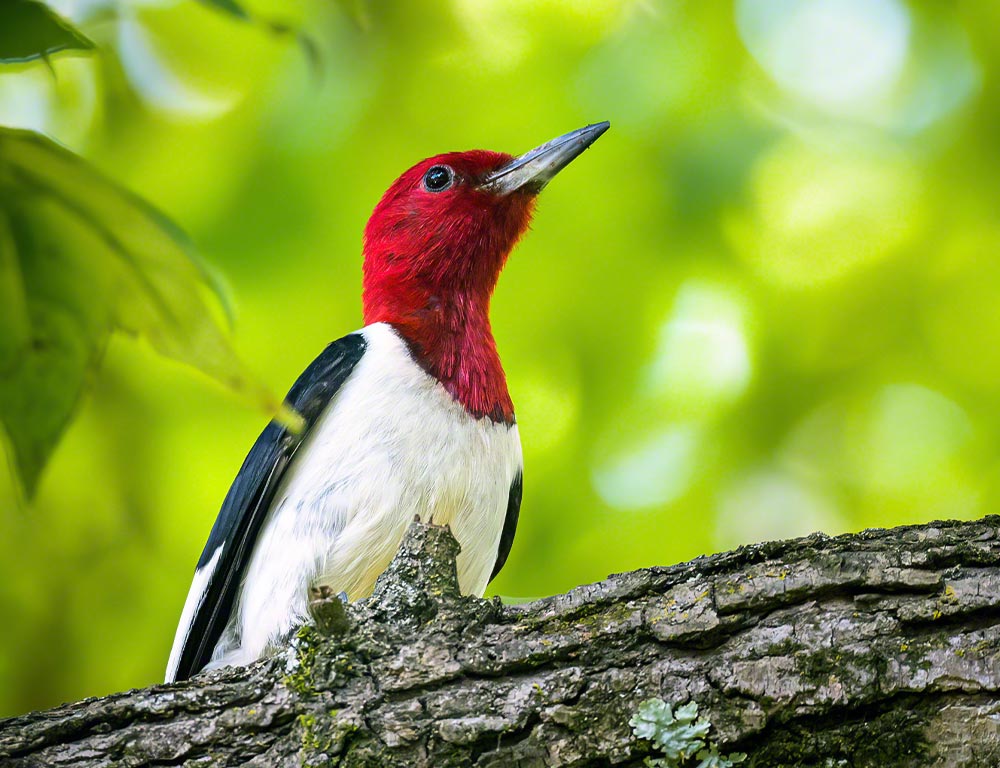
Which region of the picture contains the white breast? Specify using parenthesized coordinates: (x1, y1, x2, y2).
(212, 323, 521, 668)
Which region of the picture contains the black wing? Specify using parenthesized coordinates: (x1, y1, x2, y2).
(169, 333, 367, 681)
(490, 470, 522, 582)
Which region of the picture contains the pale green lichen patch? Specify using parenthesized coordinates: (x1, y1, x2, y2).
(630, 698, 746, 768)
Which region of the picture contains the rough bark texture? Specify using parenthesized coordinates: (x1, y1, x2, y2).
(2, 516, 1000, 767)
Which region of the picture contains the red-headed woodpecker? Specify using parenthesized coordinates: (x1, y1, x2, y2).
(165, 122, 610, 682)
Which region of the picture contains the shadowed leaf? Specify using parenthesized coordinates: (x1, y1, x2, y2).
(0, 128, 298, 498)
(0, 0, 94, 64)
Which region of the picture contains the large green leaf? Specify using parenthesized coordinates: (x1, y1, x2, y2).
(0, 128, 296, 497)
(0, 0, 94, 64)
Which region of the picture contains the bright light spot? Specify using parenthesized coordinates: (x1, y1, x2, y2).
(644, 282, 752, 410)
(715, 468, 846, 549)
(593, 424, 700, 510)
(857, 384, 972, 494)
(737, 0, 911, 112)
(0, 70, 53, 135)
(780, 386, 982, 523)
(117, 17, 241, 119)
(782, 384, 974, 499)
(452, 0, 634, 71)
(451, 0, 533, 71)
(0, 57, 99, 146)
(728, 139, 920, 288)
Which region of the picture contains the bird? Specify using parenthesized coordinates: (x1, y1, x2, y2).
(165, 121, 610, 682)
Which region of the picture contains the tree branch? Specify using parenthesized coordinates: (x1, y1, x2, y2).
(3, 516, 1000, 767)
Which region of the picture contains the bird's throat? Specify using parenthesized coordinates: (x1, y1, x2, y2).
(365, 291, 514, 424)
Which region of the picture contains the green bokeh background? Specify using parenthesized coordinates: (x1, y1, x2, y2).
(3, 0, 1000, 716)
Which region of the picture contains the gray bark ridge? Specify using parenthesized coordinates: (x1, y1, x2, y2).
(2, 516, 1000, 767)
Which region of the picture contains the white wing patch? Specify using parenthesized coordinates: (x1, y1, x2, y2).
(165, 545, 222, 682)
(210, 323, 522, 670)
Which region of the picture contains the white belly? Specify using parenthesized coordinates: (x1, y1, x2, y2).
(214, 323, 521, 667)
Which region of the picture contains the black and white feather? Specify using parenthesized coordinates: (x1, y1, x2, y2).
(166, 323, 522, 682)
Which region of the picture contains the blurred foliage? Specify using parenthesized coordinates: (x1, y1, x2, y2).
(1, 0, 999, 716)
(0, 127, 295, 496)
(0, 0, 300, 499)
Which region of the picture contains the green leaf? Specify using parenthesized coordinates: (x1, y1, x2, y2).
(0, 0, 94, 64)
(0, 128, 293, 497)
(0, 200, 116, 496)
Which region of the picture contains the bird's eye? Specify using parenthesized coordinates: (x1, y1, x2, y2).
(423, 165, 454, 192)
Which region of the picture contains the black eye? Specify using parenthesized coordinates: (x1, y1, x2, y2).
(423, 165, 454, 192)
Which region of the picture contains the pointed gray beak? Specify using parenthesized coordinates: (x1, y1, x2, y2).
(482, 121, 610, 195)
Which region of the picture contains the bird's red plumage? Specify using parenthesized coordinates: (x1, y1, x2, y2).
(362, 150, 536, 423)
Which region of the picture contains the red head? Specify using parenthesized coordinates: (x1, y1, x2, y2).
(362, 122, 610, 423)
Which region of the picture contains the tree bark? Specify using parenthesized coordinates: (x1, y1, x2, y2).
(2, 516, 999, 767)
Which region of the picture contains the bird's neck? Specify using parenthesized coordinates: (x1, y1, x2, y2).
(363, 285, 514, 424)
